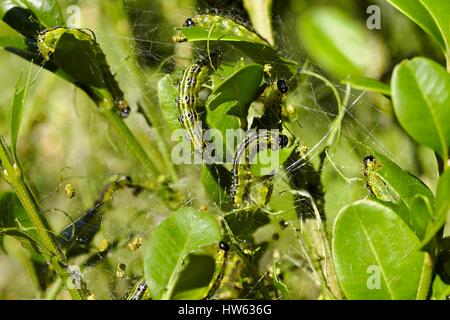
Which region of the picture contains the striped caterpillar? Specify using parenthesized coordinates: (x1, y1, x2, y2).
(176, 53, 221, 152)
(183, 14, 268, 45)
(251, 79, 289, 131)
(231, 131, 288, 209)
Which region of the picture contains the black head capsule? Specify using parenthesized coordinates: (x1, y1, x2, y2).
(364, 155, 376, 166)
(183, 18, 195, 27)
(219, 241, 230, 251)
(120, 107, 131, 119)
(278, 135, 289, 148)
(117, 101, 131, 119)
(277, 79, 289, 94)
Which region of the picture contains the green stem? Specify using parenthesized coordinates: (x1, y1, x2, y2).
(416, 253, 434, 300)
(0, 143, 64, 261)
(103, 109, 160, 177)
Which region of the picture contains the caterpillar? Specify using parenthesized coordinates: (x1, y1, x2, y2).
(363, 155, 400, 203)
(206, 241, 249, 299)
(59, 175, 141, 257)
(37, 27, 131, 119)
(206, 241, 230, 299)
(177, 53, 221, 152)
(183, 14, 268, 45)
(127, 279, 150, 300)
(231, 131, 288, 209)
(251, 79, 289, 131)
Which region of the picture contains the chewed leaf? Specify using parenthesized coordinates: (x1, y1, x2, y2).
(158, 74, 181, 131)
(36, 27, 130, 118)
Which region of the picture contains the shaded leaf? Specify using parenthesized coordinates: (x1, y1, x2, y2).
(363, 152, 434, 239)
(144, 208, 221, 300)
(419, 0, 450, 61)
(201, 164, 233, 211)
(243, 0, 274, 45)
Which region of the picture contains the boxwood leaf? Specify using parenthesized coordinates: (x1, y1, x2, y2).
(144, 208, 221, 300)
(298, 6, 385, 78)
(157, 74, 181, 131)
(392, 57, 450, 160)
(333, 200, 431, 299)
(385, 0, 445, 50)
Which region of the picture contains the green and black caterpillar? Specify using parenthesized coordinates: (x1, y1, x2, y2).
(182, 14, 268, 45)
(231, 131, 288, 209)
(176, 52, 221, 152)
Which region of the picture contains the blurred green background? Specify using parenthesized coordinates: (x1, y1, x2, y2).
(0, 0, 443, 299)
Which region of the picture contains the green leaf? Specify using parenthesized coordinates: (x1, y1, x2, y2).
(392, 57, 450, 160)
(144, 208, 221, 300)
(176, 27, 296, 78)
(1, 0, 64, 37)
(207, 64, 263, 118)
(343, 76, 391, 96)
(386, 0, 445, 50)
(422, 169, 450, 245)
(38, 28, 127, 111)
(431, 274, 450, 300)
(419, 0, 450, 64)
(201, 164, 233, 211)
(333, 200, 430, 299)
(171, 254, 216, 300)
(0, 192, 44, 255)
(0, 36, 27, 49)
(157, 74, 181, 131)
(10, 70, 31, 162)
(363, 152, 434, 239)
(298, 6, 384, 78)
(243, 0, 274, 45)
(206, 64, 263, 155)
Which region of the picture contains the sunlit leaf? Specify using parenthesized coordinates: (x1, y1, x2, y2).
(144, 208, 221, 300)
(333, 200, 431, 299)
